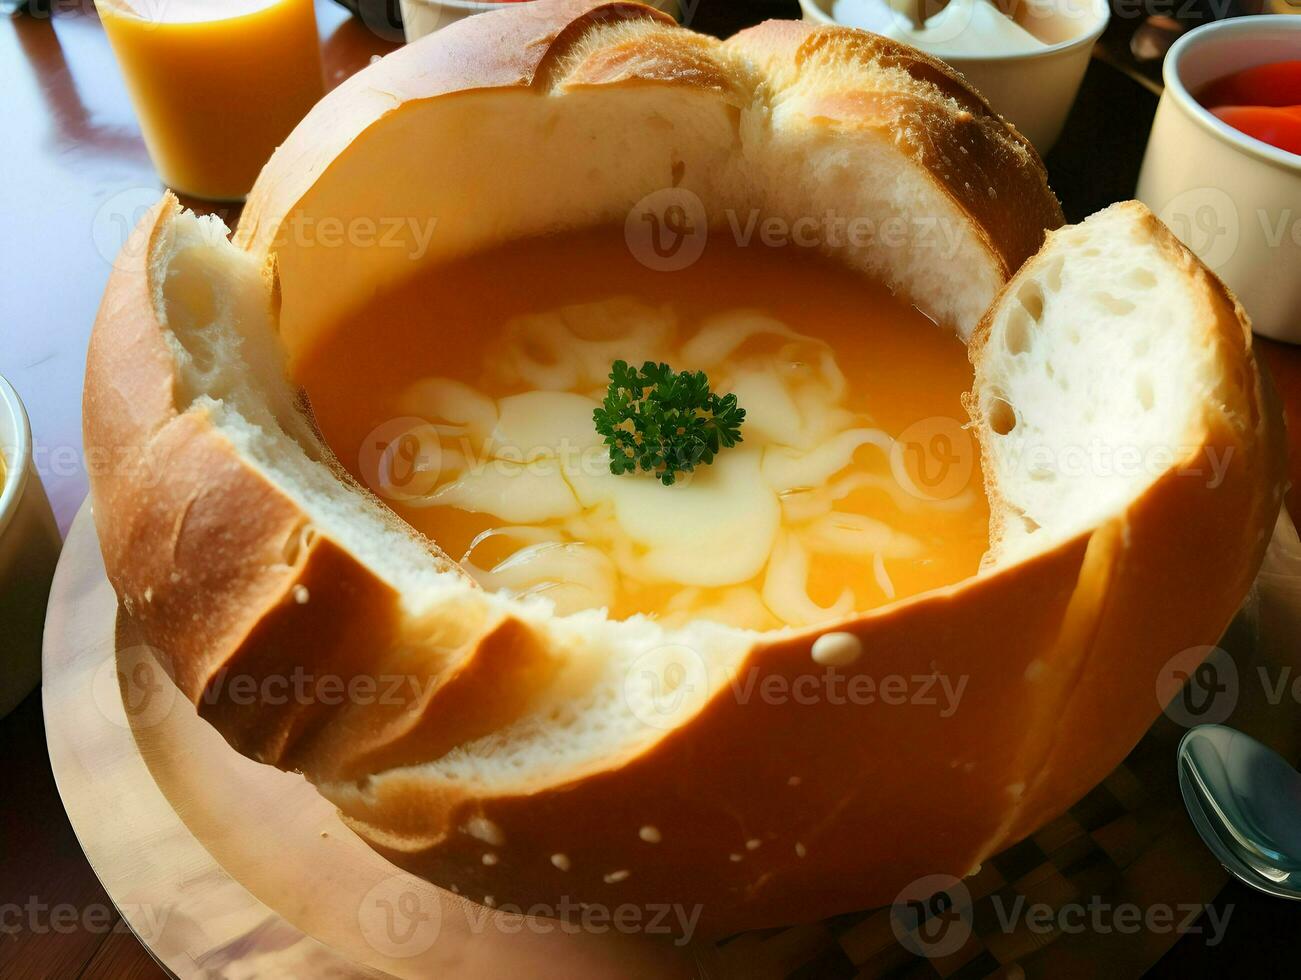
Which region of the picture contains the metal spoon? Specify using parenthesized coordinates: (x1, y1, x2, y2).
(1178, 724, 1301, 900)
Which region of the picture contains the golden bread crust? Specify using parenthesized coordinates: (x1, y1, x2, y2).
(725, 20, 1063, 278)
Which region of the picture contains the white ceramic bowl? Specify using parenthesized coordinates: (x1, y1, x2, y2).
(0, 375, 62, 718)
(799, 0, 1110, 153)
(1136, 16, 1301, 345)
(400, 0, 679, 42)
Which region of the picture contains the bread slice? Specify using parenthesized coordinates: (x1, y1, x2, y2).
(83, 0, 1281, 938)
(965, 201, 1283, 849)
(969, 201, 1275, 567)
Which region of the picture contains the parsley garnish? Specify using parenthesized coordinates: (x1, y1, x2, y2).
(593, 360, 745, 486)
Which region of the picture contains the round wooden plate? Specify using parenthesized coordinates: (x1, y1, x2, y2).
(42, 500, 1301, 978)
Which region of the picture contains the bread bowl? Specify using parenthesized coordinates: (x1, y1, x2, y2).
(84, 0, 1283, 939)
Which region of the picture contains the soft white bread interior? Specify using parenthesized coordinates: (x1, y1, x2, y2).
(970, 202, 1273, 565)
(84, 0, 1282, 939)
(157, 217, 448, 597)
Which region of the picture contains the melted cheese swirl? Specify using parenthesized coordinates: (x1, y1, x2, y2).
(386, 298, 976, 629)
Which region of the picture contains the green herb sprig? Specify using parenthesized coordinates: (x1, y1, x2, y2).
(593, 360, 745, 486)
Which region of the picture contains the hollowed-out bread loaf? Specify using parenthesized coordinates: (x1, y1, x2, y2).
(84, 0, 1281, 937)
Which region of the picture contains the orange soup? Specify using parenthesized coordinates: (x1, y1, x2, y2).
(296, 229, 988, 630)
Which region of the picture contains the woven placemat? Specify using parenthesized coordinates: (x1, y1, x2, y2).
(712, 514, 1301, 980)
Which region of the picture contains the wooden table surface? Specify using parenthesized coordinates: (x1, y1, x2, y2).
(1, 2, 1299, 978)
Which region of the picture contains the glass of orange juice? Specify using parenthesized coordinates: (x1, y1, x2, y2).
(97, 0, 325, 201)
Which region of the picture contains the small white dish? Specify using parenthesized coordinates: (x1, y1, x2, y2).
(0, 374, 62, 718)
(1136, 16, 1301, 345)
(799, 0, 1109, 153)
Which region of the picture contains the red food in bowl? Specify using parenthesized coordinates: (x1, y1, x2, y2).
(1197, 59, 1301, 156)
(1208, 105, 1301, 156)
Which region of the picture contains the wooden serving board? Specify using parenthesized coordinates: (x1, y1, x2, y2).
(42, 502, 1301, 979)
